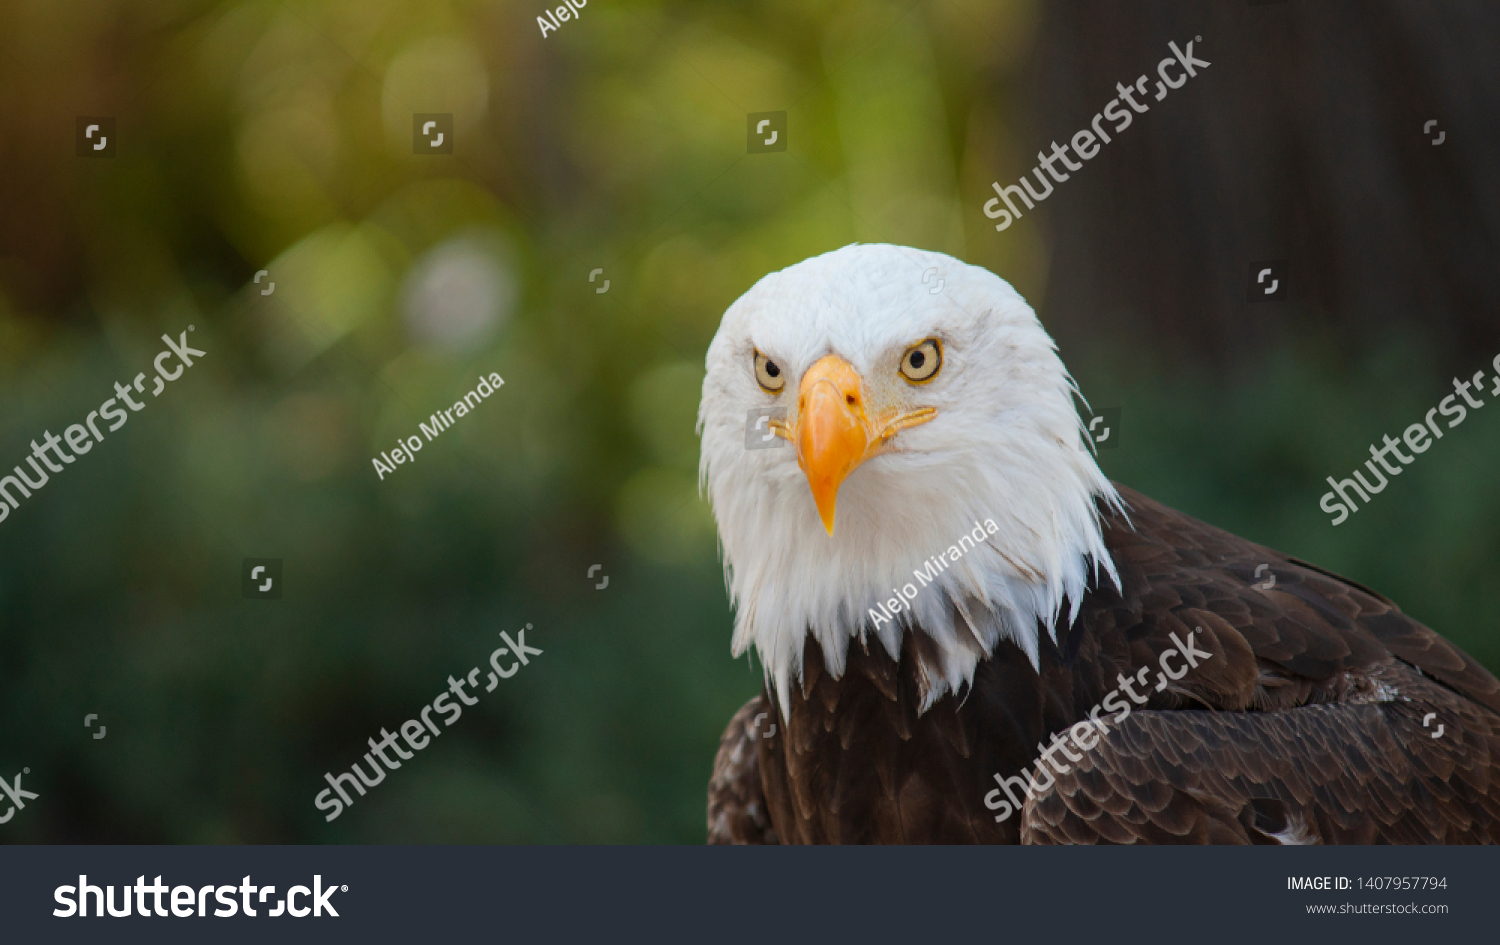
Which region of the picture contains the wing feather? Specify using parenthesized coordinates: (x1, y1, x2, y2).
(706, 696, 779, 844)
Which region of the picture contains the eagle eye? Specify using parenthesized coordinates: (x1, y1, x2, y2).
(754, 349, 785, 392)
(899, 339, 942, 384)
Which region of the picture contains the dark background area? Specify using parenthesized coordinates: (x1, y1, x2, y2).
(0, 0, 1496, 843)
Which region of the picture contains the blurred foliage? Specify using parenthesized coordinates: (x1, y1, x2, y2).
(0, 0, 1494, 843)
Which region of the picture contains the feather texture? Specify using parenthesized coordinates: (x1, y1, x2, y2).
(708, 485, 1500, 844)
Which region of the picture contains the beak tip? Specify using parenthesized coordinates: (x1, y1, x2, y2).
(814, 500, 836, 536)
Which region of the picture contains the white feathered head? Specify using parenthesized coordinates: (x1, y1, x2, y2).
(698, 244, 1121, 714)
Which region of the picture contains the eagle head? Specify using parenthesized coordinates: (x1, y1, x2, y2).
(698, 244, 1122, 714)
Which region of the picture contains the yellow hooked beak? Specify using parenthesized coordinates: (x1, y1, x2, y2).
(791, 355, 937, 535)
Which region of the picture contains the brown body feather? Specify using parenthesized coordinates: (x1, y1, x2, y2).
(706, 484, 1500, 844)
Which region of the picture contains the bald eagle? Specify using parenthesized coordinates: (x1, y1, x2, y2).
(698, 244, 1500, 844)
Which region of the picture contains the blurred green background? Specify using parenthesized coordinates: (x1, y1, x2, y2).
(0, 0, 1497, 843)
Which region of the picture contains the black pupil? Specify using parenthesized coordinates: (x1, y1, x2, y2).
(764, 361, 780, 378)
(909, 351, 925, 369)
